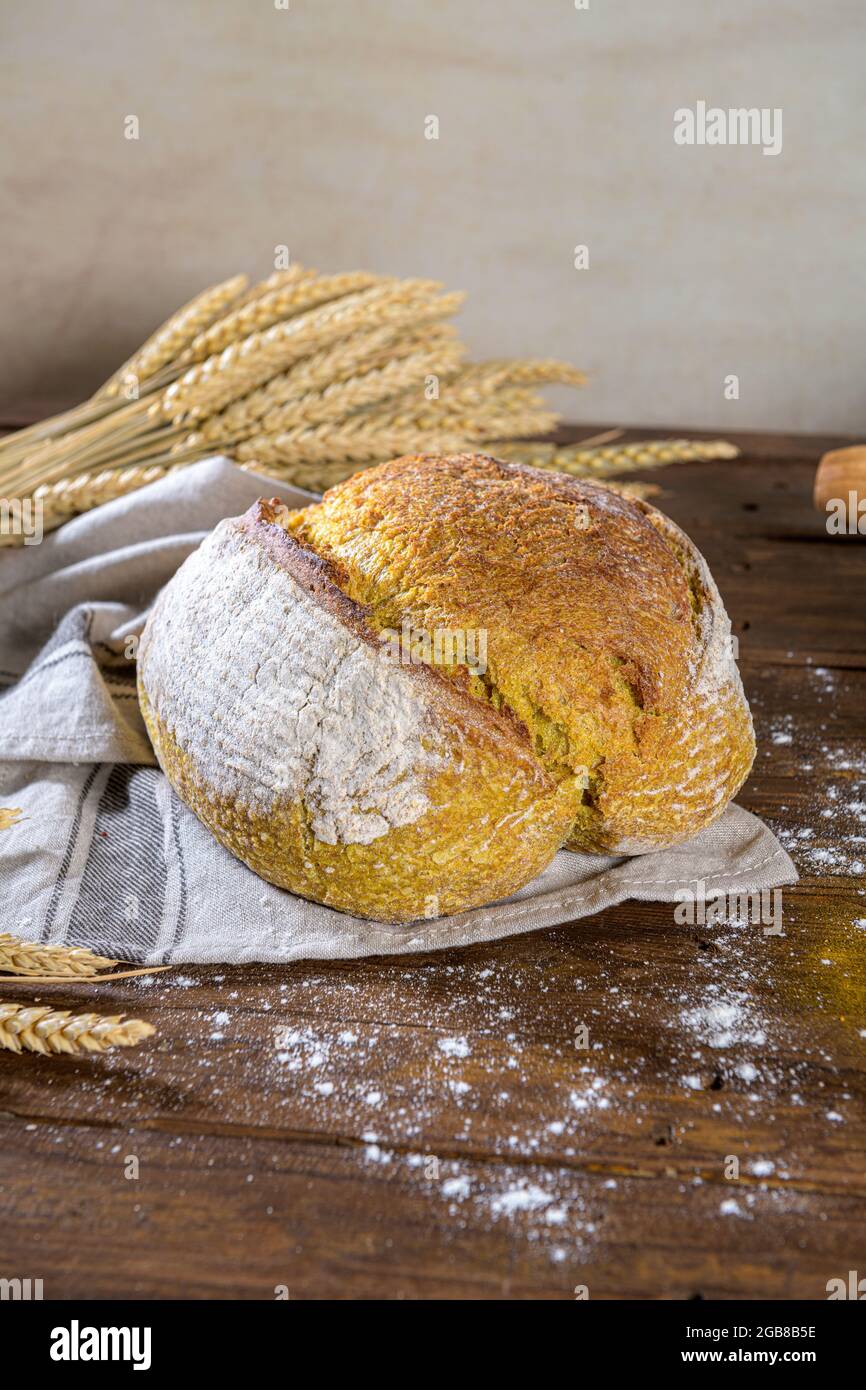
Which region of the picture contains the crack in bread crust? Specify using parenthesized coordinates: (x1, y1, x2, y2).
(138, 493, 574, 922)
(288, 453, 755, 854)
(237, 498, 544, 763)
(137, 452, 755, 920)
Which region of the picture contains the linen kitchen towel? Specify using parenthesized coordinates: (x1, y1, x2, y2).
(0, 458, 797, 964)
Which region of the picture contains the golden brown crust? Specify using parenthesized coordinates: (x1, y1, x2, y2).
(289, 452, 755, 853)
(138, 452, 755, 922)
(139, 670, 571, 926)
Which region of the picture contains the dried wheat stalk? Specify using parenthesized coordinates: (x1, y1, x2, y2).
(240, 429, 471, 472)
(239, 424, 468, 469)
(182, 270, 386, 363)
(457, 358, 587, 390)
(23, 425, 673, 533)
(239, 397, 556, 468)
(360, 369, 551, 425)
(0, 398, 157, 498)
(29, 460, 240, 532)
(0, 1002, 155, 1055)
(0, 933, 118, 978)
(494, 437, 741, 477)
(1, 266, 593, 534)
(182, 321, 461, 449)
(563, 438, 740, 469)
(160, 281, 463, 424)
(233, 343, 466, 455)
(231, 263, 313, 308)
(0, 395, 123, 470)
(260, 343, 468, 432)
(98, 273, 249, 398)
(31, 463, 181, 531)
(364, 378, 555, 435)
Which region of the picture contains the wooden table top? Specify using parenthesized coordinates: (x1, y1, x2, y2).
(1, 424, 864, 1301)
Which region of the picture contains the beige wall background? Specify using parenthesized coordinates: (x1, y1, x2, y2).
(1, 0, 863, 431)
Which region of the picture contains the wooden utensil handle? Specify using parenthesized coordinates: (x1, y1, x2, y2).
(814, 445, 866, 536)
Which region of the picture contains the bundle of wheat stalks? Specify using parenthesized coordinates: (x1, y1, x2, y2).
(0, 264, 587, 541)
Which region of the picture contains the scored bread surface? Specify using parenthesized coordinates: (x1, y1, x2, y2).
(138, 453, 755, 923)
(288, 453, 755, 854)
(138, 498, 575, 922)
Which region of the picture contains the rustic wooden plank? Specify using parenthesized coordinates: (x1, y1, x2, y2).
(0, 1115, 861, 1299)
(1, 761, 863, 1301)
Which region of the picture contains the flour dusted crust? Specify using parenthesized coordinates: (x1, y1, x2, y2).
(138, 499, 574, 922)
(140, 515, 439, 845)
(139, 455, 755, 922)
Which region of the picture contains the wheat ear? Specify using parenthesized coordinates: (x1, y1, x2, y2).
(238, 395, 556, 468)
(183, 322, 461, 448)
(494, 437, 741, 477)
(240, 426, 472, 470)
(159, 282, 463, 424)
(230, 262, 314, 308)
(355, 379, 555, 435)
(567, 438, 740, 469)
(97, 273, 249, 398)
(182, 270, 387, 363)
(457, 358, 587, 389)
(28, 464, 181, 531)
(0, 933, 119, 978)
(361, 365, 560, 425)
(0, 1002, 155, 1055)
(233, 343, 466, 455)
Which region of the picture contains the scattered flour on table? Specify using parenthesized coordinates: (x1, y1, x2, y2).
(751, 673, 866, 883)
(719, 1198, 749, 1218)
(749, 1159, 775, 1177)
(91, 694, 866, 1273)
(680, 989, 768, 1049)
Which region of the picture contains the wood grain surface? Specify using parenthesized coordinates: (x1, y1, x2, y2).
(1, 423, 864, 1300)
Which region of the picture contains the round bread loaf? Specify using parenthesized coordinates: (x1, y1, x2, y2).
(138, 452, 754, 922)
